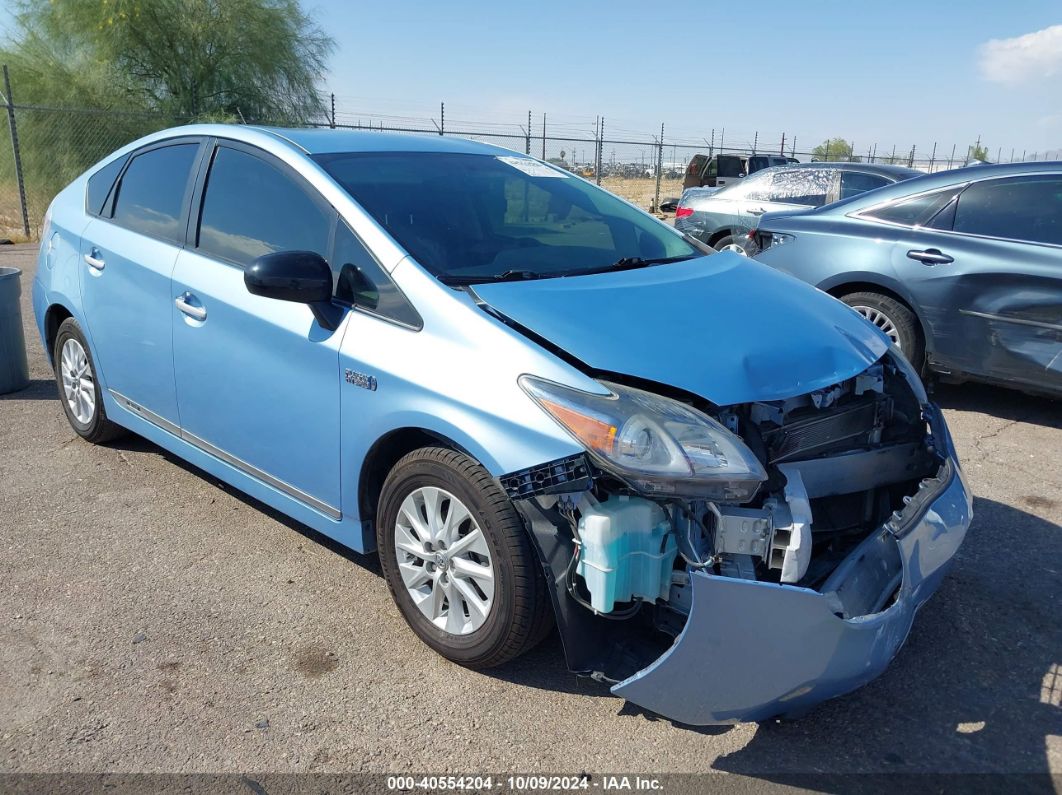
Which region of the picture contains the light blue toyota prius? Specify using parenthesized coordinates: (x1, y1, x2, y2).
(34, 125, 972, 724)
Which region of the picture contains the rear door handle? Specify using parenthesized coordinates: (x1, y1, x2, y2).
(907, 248, 953, 265)
(83, 249, 105, 270)
(175, 294, 207, 321)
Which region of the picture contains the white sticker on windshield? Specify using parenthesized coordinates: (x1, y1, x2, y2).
(496, 155, 568, 178)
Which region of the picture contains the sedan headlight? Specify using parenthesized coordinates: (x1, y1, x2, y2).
(520, 376, 767, 501)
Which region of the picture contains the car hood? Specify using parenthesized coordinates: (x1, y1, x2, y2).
(473, 254, 889, 406)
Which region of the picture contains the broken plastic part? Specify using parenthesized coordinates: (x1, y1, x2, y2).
(769, 466, 813, 583)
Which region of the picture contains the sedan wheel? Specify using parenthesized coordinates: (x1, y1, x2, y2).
(377, 447, 553, 668)
(839, 291, 925, 373)
(52, 317, 125, 444)
(850, 305, 901, 347)
(60, 338, 96, 424)
(394, 486, 496, 635)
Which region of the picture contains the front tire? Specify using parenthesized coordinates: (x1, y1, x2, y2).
(376, 447, 552, 668)
(53, 318, 126, 444)
(840, 291, 925, 372)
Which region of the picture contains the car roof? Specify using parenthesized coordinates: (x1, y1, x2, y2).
(111, 123, 525, 160)
(252, 126, 518, 156)
(813, 160, 1062, 214)
(780, 161, 924, 178)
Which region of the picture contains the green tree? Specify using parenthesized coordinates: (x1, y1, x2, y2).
(811, 137, 854, 162)
(2, 0, 334, 122)
(969, 143, 989, 162)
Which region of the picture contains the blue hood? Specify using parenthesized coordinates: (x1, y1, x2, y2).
(474, 254, 889, 406)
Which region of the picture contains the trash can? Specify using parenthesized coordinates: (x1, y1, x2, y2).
(0, 266, 31, 395)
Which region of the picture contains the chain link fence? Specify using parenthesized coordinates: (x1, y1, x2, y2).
(2, 78, 1055, 242)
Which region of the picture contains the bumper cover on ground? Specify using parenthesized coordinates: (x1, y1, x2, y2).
(612, 448, 972, 725)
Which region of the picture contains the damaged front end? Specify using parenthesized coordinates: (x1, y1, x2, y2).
(504, 349, 972, 725)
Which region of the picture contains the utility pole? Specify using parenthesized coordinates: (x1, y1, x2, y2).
(596, 117, 604, 185)
(654, 123, 664, 214)
(1, 65, 29, 238)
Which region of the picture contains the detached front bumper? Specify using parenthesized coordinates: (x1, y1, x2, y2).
(613, 413, 972, 725)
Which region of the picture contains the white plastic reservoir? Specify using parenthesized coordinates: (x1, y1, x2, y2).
(576, 493, 678, 613)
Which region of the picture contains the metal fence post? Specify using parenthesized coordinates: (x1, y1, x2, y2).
(654, 123, 664, 213)
(2, 65, 30, 239)
(596, 117, 604, 186)
(330, 93, 336, 129)
(526, 110, 531, 155)
(542, 113, 546, 160)
(440, 102, 445, 136)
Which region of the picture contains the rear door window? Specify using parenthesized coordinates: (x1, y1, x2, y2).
(951, 176, 1062, 245)
(111, 143, 199, 242)
(197, 145, 332, 266)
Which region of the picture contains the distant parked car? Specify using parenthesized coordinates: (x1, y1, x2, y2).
(682, 153, 797, 190)
(753, 162, 1062, 396)
(675, 163, 921, 252)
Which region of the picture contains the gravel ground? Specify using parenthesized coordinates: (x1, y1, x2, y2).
(1, 243, 1059, 785)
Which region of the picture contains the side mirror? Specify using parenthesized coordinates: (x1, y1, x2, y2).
(245, 251, 341, 330)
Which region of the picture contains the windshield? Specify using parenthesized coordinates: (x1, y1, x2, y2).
(315, 151, 701, 283)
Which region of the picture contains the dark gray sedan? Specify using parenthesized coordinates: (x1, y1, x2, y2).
(754, 162, 1062, 397)
(674, 162, 921, 252)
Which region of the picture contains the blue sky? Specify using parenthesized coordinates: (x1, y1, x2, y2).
(312, 0, 1061, 159)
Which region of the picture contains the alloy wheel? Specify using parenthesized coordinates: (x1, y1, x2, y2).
(60, 338, 96, 424)
(852, 305, 901, 348)
(393, 486, 496, 635)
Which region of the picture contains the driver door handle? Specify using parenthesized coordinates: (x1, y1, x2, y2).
(746, 207, 766, 216)
(175, 294, 207, 321)
(907, 248, 954, 265)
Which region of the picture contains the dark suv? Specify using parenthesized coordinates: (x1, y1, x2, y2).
(682, 153, 798, 190)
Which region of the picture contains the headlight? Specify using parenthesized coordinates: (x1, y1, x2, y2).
(519, 376, 767, 501)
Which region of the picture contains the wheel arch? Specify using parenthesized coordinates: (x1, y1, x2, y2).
(820, 277, 933, 353)
(357, 426, 479, 527)
(43, 303, 74, 365)
(706, 228, 734, 248)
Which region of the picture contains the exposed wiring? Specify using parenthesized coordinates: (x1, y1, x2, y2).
(668, 500, 716, 569)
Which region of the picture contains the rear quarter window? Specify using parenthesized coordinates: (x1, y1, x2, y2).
(859, 186, 963, 228)
(85, 155, 128, 216)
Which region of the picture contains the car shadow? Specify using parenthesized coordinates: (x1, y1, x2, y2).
(710, 496, 1060, 782)
(0, 378, 57, 400)
(933, 380, 1061, 429)
(104, 433, 383, 578)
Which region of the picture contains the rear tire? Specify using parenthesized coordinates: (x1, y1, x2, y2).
(840, 291, 925, 372)
(713, 234, 747, 255)
(376, 447, 552, 669)
(53, 318, 126, 444)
